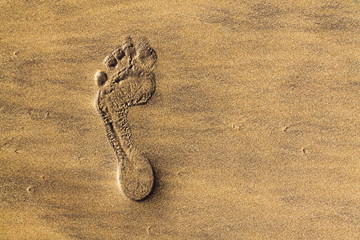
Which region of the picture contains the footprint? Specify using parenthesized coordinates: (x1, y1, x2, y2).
(94, 36, 157, 201)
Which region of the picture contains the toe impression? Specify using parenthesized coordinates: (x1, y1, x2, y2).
(94, 70, 108, 87)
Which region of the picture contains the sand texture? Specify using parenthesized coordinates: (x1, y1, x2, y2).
(1, 0, 360, 239)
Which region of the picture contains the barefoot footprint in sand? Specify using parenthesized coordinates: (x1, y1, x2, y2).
(94, 36, 157, 201)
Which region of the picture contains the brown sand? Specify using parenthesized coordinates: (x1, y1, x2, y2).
(1, 0, 360, 239)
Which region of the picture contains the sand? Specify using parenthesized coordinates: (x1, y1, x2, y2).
(1, 0, 360, 239)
